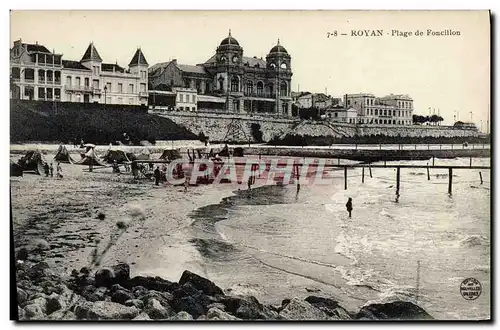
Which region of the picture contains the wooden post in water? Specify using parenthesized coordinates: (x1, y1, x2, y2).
(470, 157, 472, 167)
(396, 167, 401, 196)
(427, 164, 430, 181)
(344, 166, 347, 190)
(369, 164, 373, 178)
(432, 156, 435, 166)
(362, 167, 365, 183)
(479, 171, 483, 184)
(448, 168, 453, 195)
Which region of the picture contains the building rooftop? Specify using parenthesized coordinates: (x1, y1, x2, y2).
(102, 63, 125, 73)
(81, 42, 102, 62)
(24, 43, 51, 53)
(129, 48, 149, 67)
(62, 60, 90, 70)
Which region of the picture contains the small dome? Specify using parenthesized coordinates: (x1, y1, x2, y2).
(220, 30, 239, 46)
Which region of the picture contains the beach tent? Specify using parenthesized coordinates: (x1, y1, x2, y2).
(54, 145, 76, 164)
(233, 147, 244, 157)
(17, 150, 47, 174)
(102, 149, 131, 164)
(10, 161, 23, 177)
(159, 149, 182, 161)
(75, 148, 105, 166)
(219, 145, 230, 157)
(127, 152, 150, 161)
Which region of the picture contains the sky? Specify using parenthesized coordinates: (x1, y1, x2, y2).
(10, 10, 490, 129)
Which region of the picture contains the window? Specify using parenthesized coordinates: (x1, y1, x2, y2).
(180, 94, 184, 102)
(55, 88, 60, 99)
(246, 81, 253, 95)
(106, 82, 112, 91)
(141, 71, 146, 79)
(38, 87, 45, 99)
(92, 79, 99, 89)
(84, 78, 89, 87)
(75, 77, 81, 86)
(334, 112, 338, 117)
(257, 82, 263, 96)
(47, 88, 53, 99)
(375, 109, 378, 115)
(66, 76, 72, 86)
(193, 95, 196, 103)
(231, 77, 239, 92)
(140, 83, 146, 93)
(347, 100, 351, 106)
(93, 66, 99, 75)
(118, 83, 123, 93)
(233, 100, 239, 111)
(128, 84, 133, 93)
(280, 81, 287, 97)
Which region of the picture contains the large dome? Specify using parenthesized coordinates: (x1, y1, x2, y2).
(220, 30, 240, 46)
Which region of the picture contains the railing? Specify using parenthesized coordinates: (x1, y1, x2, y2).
(139, 92, 149, 97)
(64, 85, 93, 92)
(24, 79, 35, 83)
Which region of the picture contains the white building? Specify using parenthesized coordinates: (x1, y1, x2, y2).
(326, 108, 358, 123)
(173, 87, 197, 111)
(10, 39, 149, 106)
(345, 93, 413, 125)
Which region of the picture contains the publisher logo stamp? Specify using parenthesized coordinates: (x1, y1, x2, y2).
(460, 278, 482, 300)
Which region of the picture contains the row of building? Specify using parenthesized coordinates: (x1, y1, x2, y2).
(10, 32, 414, 125)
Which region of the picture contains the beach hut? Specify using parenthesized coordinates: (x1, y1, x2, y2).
(159, 149, 182, 161)
(102, 149, 131, 164)
(17, 150, 47, 174)
(75, 148, 105, 166)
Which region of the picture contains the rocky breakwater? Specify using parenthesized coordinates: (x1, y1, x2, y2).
(15, 259, 434, 321)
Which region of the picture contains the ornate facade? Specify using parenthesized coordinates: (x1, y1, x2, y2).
(149, 31, 293, 115)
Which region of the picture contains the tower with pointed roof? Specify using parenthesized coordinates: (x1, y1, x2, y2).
(266, 39, 292, 116)
(80, 42, 102, 73)
(128, 48, 149, 103)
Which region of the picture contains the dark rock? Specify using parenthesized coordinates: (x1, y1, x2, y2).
(97, 212, 106, 220)
(16, 247, 29, 261)
(172, 295, 206, 319)
(82, 292, 100, 302)
(279, 298, 329, 320)
(17, 288, 28, 305)
(139, 290, 173, 308)
(144, 298, 172, 319)
(39, 280, 62, 295)
(110, 284, 128, 292)
(179, 270, 224, 296)
(112, 263, 130, 284)
(26, 262, 50, 281)
(234, 296, 277, 320)
(125, 299, 145, 310)
(125, 276, 174, 292)
(207, 302, 227, 311)
(95, 268, 115, 287)
(305, 296, 352, 319)
(94, 287, 109, 301)
(172, 281, 201, 298)
(111, 290, 135, 305)
(305, 287, 321, 293)
(219, 296, 242, 314)
(46, 294, 62, 315)
(132, 286, 148, 298)
(18, 306, 25, 320)
(281, 299, 291, 309)
(28, 297, 48, 314)
(169, 311, 194, 320)
(75, 301, 139, 320)
(356, 301, 434, 320)
(17, 280, 32, 290)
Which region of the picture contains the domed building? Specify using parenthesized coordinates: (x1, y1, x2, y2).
(149, 31, 293, 115)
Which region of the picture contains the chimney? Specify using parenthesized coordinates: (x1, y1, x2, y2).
(172, 59, 177, 64)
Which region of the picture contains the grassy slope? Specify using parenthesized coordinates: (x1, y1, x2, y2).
(10, 100, 197, 144)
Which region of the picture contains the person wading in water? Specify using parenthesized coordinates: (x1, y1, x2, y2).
(346, 198, 353, 218)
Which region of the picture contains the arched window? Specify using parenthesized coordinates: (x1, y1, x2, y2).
(218, 77, 224, 91)
(280, 62, 287, 69)
(375, 109, 378, 116)
(257, 81, 263, 96)
(231, 76, 239, 92)
(246, 81, 253, 96)
(270, 63, 276, 70)
(280, 81, 287, 96)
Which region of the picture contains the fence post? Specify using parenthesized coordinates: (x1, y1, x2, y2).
(427, 164, 430, 181)
(384, 160, 387, 167)
(432, 156, 435, 167)
(362, 167, 365, 183)
(396, 167, 401, 196)
(470, 157, 472, 167)
(448, 168, 453, 195)
(344, 166, 347, 190)
(479, 171, 483, 184)
(369, 164, 373, 178)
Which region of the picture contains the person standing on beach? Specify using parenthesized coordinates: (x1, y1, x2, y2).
(49, 163, 54, 177)
(346, 198, 353, 218)
(43, 163, 50, 177)
(56, 162, 63, 179)
(154, 166, 161, 186)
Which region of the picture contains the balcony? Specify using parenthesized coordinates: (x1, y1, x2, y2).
(65, 85, 93, 93)
(139, 91, 148, 97)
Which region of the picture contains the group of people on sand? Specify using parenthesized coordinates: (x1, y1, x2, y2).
(43, 162, 63, 179)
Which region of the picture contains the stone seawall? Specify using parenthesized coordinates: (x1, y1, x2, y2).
(243, 147, 490, 161)
(156, 112, 482, 143)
